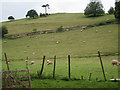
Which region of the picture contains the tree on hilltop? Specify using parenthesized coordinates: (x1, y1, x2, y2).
(114, 1, 120, 19)
(84, 0, 105, 17)
(26, 9, 38, 19)
(108, 7, 114, 14)
(8, 16, 15, 21)
(42, 4, 50, 14)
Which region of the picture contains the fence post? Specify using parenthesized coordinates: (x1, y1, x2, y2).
(68, 55, 71, 79)
(98, 51, 107, 81)
(39, 56, 45, 78)
(53, 56, 56, 79)
(4, 53, 13, 85)
(89, 73, 92, 81)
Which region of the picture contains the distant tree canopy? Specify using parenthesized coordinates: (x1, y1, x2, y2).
(26, 9, 38, 18)
(84, 0, 105, 17)
(108, 7, 114, 14)
(0, 26, 8, 37)
(8, 16, 15, 21)
(114, 1, 120, 19)
(42, 4, 50, 14)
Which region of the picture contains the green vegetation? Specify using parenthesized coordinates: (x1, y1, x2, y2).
(2, 24, 118, 60)
(2, 13, 115, 35)
(108, 7, 115, 15)
(0, 26, 8, 37)
(8, 16, 15, 21)
(26, 9, 38, 19)
(84, 0, 105, 17)
(42, 4, 50, 14)
(114, 1, 120, 19)
(2, 13, 119, 88)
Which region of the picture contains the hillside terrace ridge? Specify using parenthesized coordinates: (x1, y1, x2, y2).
(4, 20, 118, 38)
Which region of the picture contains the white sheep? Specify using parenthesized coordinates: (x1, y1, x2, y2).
(111, 60, 118, 66)
(82, 41, 86, 43)
(96, 30, 98, 33)
(24, 51, 27, 53)
(31, 61, 35, 65)
(25, 60, 28, 62)
(47, 60, 53, 65)
(80, 30, 83, 32)
(32, 52, 35, 55)
(4, 41, 7, 43)
(56, 41, 60, 44)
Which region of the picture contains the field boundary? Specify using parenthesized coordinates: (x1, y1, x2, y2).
(4, 20, 118, 38)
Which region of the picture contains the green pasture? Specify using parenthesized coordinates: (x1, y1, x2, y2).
(2, 24, 118, 60)
(2, 56, 119, 88)
(2, 13, 115, 35)
(1, 13, 119, 88)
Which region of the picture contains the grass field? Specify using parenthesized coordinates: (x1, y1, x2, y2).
(2, 13, 115, 35)
(2, 13, 119, 88)
(2, 24, 118, 60)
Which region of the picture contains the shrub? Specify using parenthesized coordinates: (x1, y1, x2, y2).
(0, 26, 8, 37)
(57, 26, 64, 32)
(33, 28, 37, 32)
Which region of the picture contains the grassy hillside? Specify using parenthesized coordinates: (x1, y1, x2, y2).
(2, 13, 115, 35)
(2, 13, 119, 88)
(2, 24, 118, 60)
(2, 24, 119, 88)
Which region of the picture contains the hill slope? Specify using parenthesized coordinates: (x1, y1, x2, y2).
(2, 13, 115, 35)
(2, 24, 118, 60)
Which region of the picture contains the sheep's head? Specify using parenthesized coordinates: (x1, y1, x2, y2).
(47, 60, 50, 63)
(25, 60, 28, 62)
(31, 61, 35, 65)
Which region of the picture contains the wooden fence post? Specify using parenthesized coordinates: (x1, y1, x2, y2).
(98, 51, 107, 81)
(89, 73, 92, 81)
(39, 56, 45, 78)
(4, 53, 13, 85)
(68, 55, 71, 79)
(53, 56, 56, 79)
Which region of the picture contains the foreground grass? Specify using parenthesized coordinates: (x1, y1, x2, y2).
(2, 56, 119, 88)
(2, 13, 115, 35)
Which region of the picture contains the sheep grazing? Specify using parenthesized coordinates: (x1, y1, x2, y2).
(96, 30, 98, 33)
(111, 60, 118, 66)
(24, 51, 27, 53)
(25, 60, 28, 62)
(82, 41, 86, 43)
(47, 60, 53, 65)
(31, 61, 35, 65)
(56, 41, 60, 44)
(66, 29, 69, 31)
(33, 52, 35, 55)
(4, 41, 7, 43)
(80, 30, 83, 32)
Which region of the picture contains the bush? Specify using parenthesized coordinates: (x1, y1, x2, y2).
(57, 26, 64, 32)
(33, 28, 37, 32)
(0, 26, 8, 37)
(40, 13, 50, 17)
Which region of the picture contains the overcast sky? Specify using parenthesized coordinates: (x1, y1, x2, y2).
(0, 0, 115, 22)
